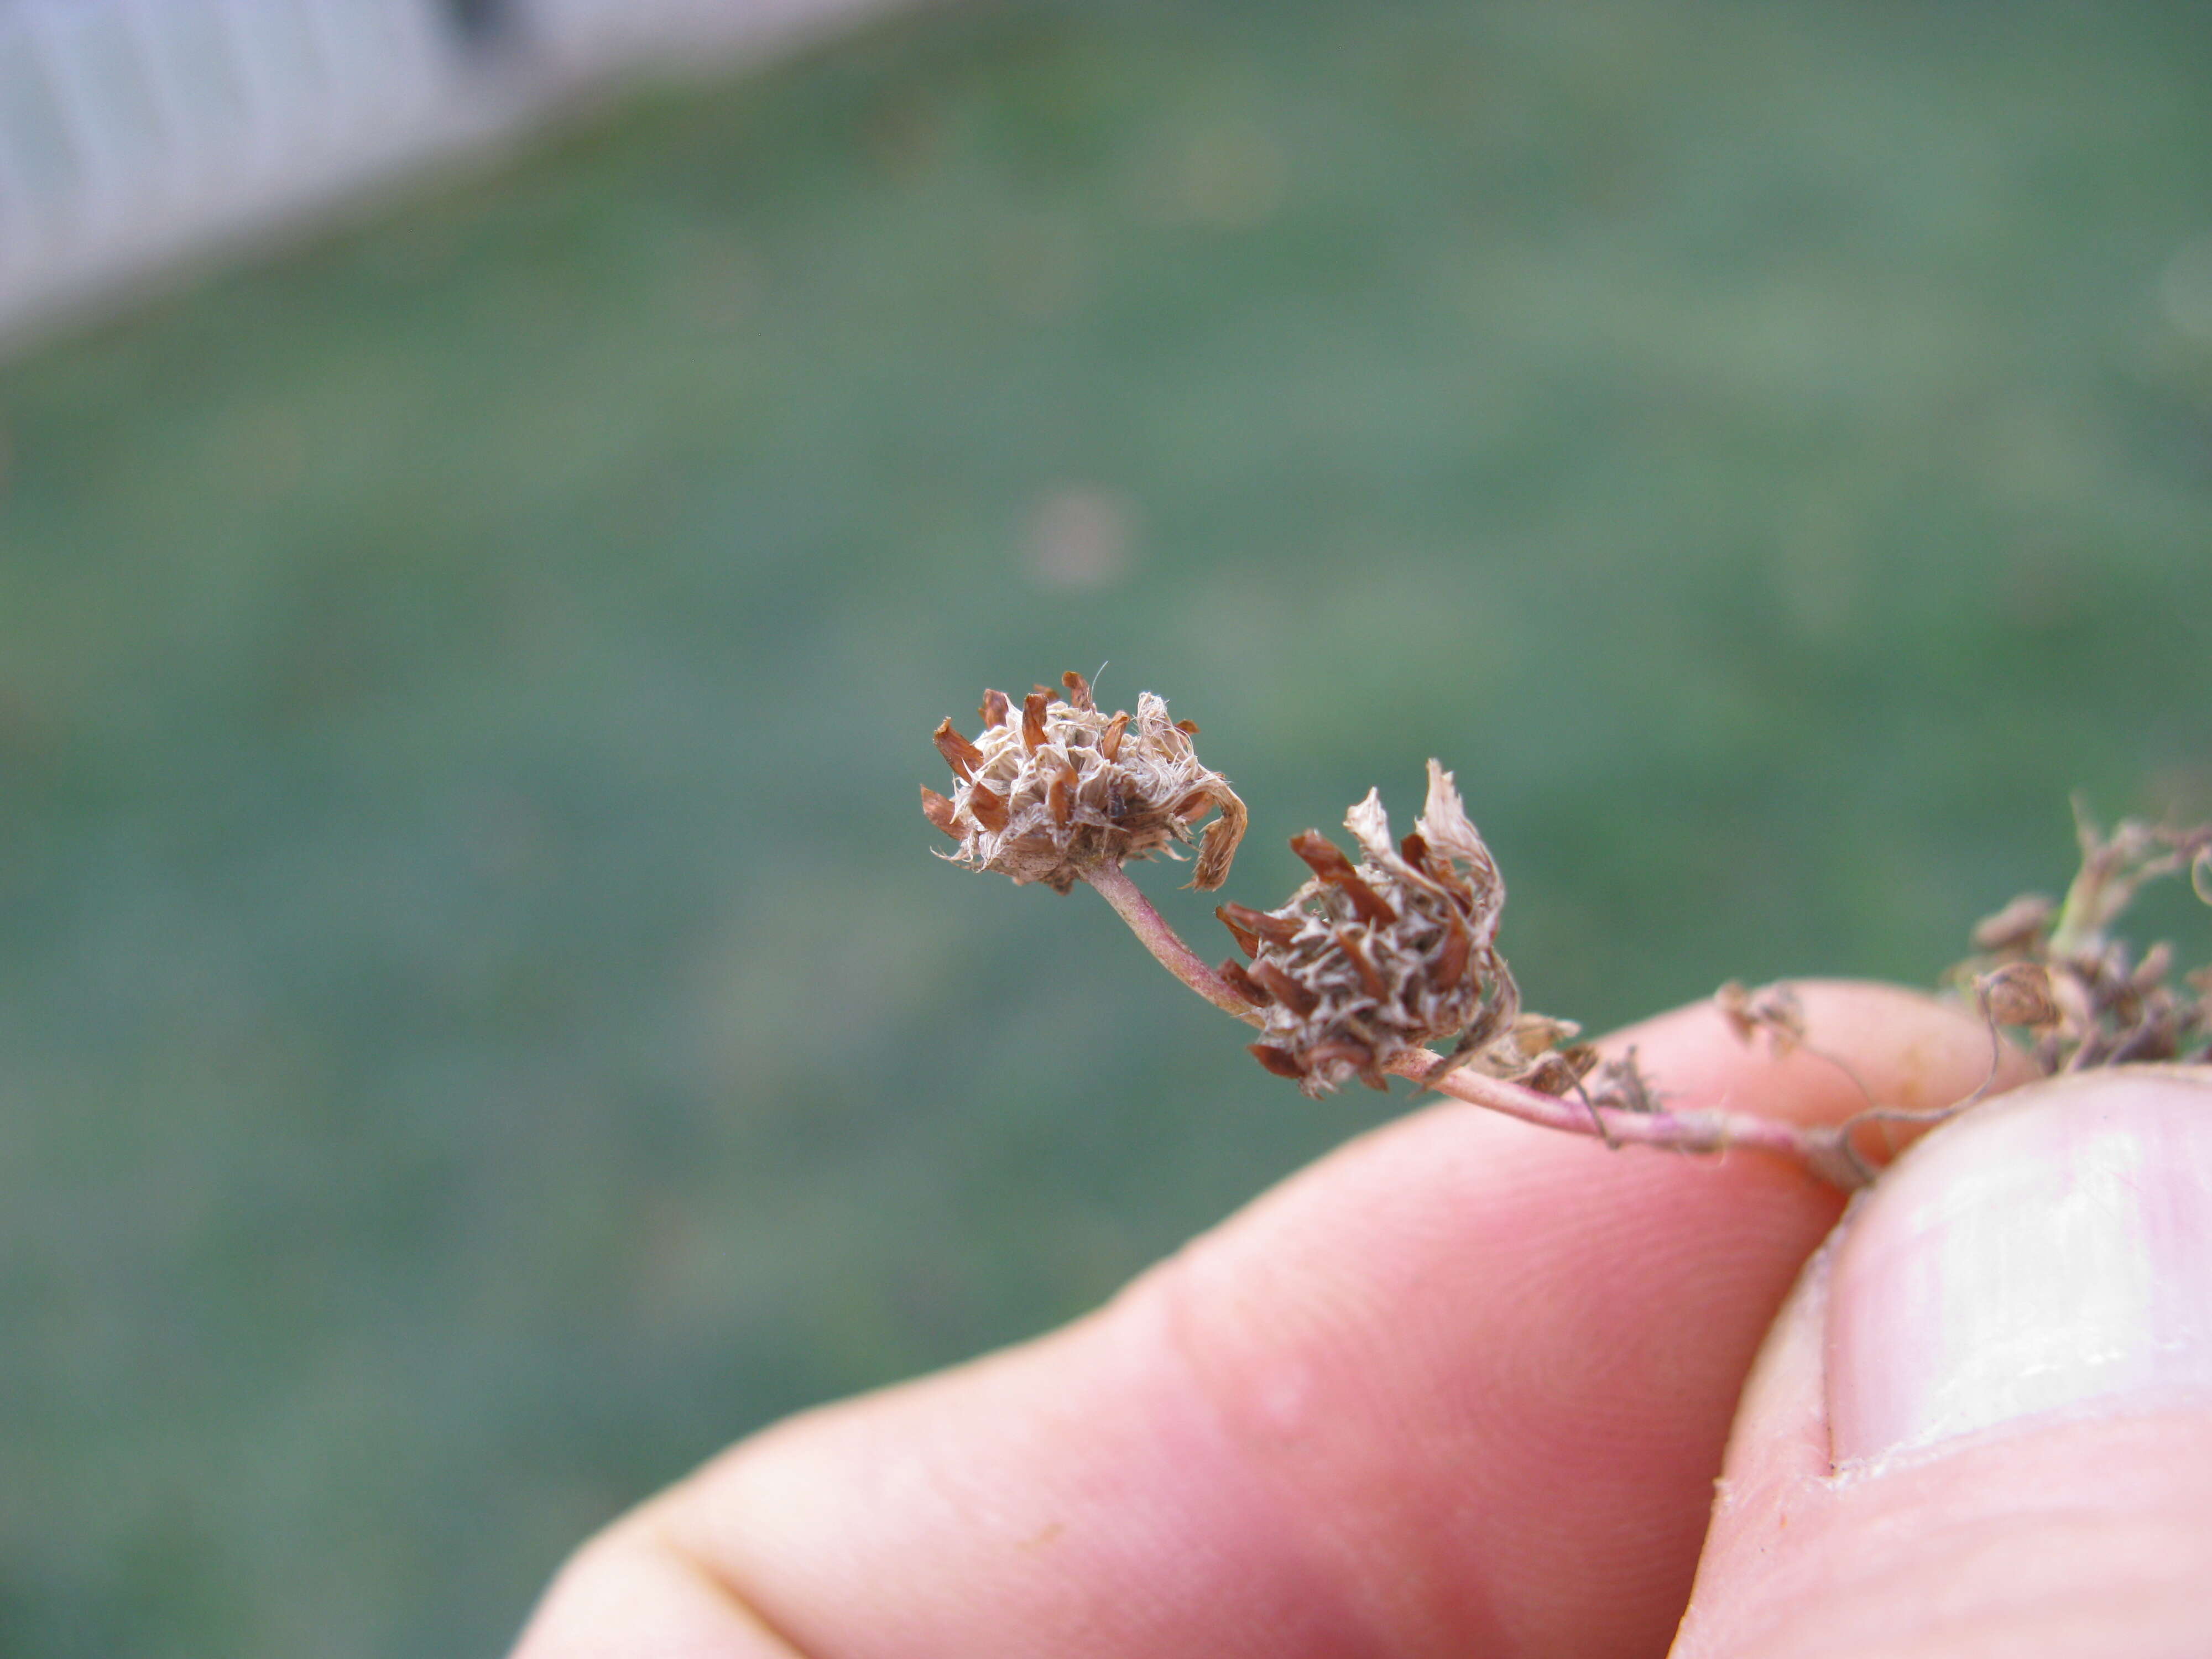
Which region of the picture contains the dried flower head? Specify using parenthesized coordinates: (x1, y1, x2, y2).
(1218, 761, 1519, 1097)
(1949, 801, 2212, 1073)
(922, 670, 1248, 895)
(1716, 979, 1808, 1057)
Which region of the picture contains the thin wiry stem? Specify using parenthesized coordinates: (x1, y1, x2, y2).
(1082, 862, 1264, 1025)
(1083, 860, 1870, 1189)
(1388, 1051, 1870, 1189)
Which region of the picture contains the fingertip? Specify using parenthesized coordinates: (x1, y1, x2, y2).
(1681, 1068, 2212, 1659)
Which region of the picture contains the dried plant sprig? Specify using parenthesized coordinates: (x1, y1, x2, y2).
(918, 678, 2204, 1195)
(923, 670, 1247, 895)
(1948, 800, 2212, 1074)
(1081, 853, 1869, 1187)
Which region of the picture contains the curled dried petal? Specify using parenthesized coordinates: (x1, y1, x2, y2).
(1344, 789, 1394, 862)
(1191, 790, 1248, 893)
(920, 786, 959, 838)
(1219, 900, 1302, 950)
(979, 688, 1012, 728)
(1061, 670, 1095, 712)
(1219, 958, 1273, 1006)
(1021, 691, 1050, 755)
(933, 718, 984, 780)
(1290, 831, 1399, 926)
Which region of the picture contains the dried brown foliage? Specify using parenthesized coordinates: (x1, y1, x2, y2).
(1950, 801, 2212, 1073)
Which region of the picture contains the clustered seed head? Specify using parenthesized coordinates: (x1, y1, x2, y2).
(1215, 760, 1526, 1098)
(1951, 804, 2212, 1073)
(921, 670, 1248, 895)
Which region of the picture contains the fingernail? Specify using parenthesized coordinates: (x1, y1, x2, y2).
(1827, 1070, 2212, 1463)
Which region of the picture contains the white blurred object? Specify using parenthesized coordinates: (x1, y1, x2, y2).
(0, 0, 910, 353)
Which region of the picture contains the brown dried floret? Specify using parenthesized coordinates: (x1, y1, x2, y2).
(1716, 980, 1808, 1057)
(1947, 802, 2212, 1074)
(1221, 761, 1520, 1098)
(923, 671, 1247, 894)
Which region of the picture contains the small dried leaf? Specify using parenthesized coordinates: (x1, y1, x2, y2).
(1250, 1044, 1309, 1080)
(1971, 894, 2054, 953)
(1509, 1013, 1583, 1053)
(1021, 691, 1050, 755)
(1099, 711, 1128, 764)
(979, 688, 1012, 728)
(1061, 669, 1095, 711)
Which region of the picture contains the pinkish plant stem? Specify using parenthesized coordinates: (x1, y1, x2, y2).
(1385, 1052, 1870, 1189)
(1083, 860, 1870, 1189)
(1082, 862, 1265, 1025)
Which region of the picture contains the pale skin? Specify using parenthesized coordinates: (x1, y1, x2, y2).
(512, 983, 2212, 1658)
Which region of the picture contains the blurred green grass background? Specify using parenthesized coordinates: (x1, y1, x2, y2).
(3, 1, 2210, 1652)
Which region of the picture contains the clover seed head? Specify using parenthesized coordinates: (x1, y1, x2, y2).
(922, 670, 1247, 895)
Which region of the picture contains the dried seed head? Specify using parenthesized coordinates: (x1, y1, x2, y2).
(1947, 807, 2212, 1074)
(924, 671, 1247, 894)
(1223, 761, 1512, 1098)
(1977, 961, 2060, 1029)
(1716, 980, 1807, 1056)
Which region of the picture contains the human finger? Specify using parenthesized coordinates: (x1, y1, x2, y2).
(517, 983, 2013, 1659)
(1677, 1068, 2212, 1658)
